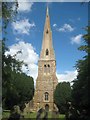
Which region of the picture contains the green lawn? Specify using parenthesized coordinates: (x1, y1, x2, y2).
(2, 110, 10, 118)
(2, 110, 66, 119)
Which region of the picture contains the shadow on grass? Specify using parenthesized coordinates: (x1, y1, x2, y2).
(2, 117, 66, 120)
(2, 111, 66, 120)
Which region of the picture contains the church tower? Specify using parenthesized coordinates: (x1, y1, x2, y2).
(33, 7, 58, 111)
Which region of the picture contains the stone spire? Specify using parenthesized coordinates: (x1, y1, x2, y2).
(33, 6, 58, 112)
(44, 6, 50, 31)
(40, 6, 55, 60)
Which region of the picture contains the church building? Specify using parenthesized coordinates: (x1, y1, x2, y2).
(33, 7, 58, 111)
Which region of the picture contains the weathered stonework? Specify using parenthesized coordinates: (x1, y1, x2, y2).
(33, 7, 58, 111)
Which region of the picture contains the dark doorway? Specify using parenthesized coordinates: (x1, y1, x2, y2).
(45, 104, 49, 111)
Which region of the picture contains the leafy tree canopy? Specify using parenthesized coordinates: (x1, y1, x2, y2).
(2, 2, 34, 110)
(54, 82, 72, 113)
(72, 25, 90, 111)
(3, 71, 34, 109)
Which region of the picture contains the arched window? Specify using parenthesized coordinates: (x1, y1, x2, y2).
(48, 64, 50, 67)
(46, 49, 49, 55)
(44, 65, 47, 73)
(45, 92, 49, 101)
(46, 29, 49, 34)
(48, 64, 50, 73)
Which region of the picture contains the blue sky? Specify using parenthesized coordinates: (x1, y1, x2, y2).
(5, 2, 88, 85)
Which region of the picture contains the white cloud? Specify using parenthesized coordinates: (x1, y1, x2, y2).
(17, 0, 33, 12)
(12, 19, 35, 35)
(58, 24, 74, 32)
(53, 23, 74, 32)
(5, 41, 39, 86)
(71, 34, 83, 44)
(57, 70, 78, 85)
(16, 38, 21, 42)
(5, 41, 78, 86)
(53, 24, 57, 27)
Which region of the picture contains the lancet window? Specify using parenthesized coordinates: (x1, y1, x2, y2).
(46, 29, 49, 34)
(46, 49, 49, 55)
(45, 92, 49, 101)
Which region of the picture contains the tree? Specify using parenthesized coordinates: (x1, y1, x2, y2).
(54, 82, 72, 113)
(72, 26, 90, 112)
(2, 2, 18, 30)
(2, 2, 20, 109)
(2, 2, 34, 110)
(4, 71, 34, 109)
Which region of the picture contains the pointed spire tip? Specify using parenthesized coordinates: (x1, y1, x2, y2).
(46, 6, 49, 16)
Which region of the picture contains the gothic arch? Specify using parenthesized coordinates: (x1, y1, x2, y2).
(44, 64, 46, 73)
(46, 29, 49, 34)
(44, 92, 49, 101)
(46, 49, 49, 55)
(48, 64, 50, 67)
(45, 104, 49, 111)
(48, 64, 50, 73)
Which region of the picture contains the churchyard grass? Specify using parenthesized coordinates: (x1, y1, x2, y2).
(2, 110, 10, 118)
(2, 110, 65, 119)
